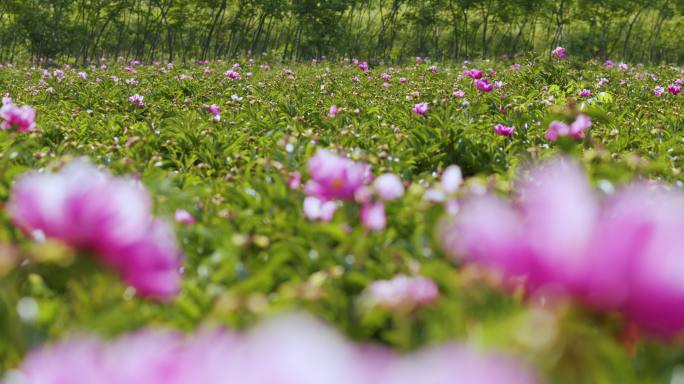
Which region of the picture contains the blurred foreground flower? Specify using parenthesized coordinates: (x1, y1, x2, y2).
(0, 100, 36, 132)
(4, 313, 538, 384)
(442, 159, 684, 337)
(8, 159, 182, 300)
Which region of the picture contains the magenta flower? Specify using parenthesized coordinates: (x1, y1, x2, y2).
(429, 65, 438, 73)
(442, 159, 684, 336)
(619, 62, 629, 71)
(0, 102, 36, 132)
(398, 77, 407, 84)
(604, 59, 614, 68)
(668, 84, 681, 95)
(464, 69, 483, 79)
(511, 63, 522, 71)
(654, 86, 665, 97)
(207, 104, 221, 122)
(224, 70, 240, 80)
(579, 89, 591, 97)
(494, 124, 515, 136)
(304, 150, 371, 201)
(174, 209, 196, 225)
(551, 46, 566, 59)
(474, 78, 493, 92)
(412, 102, 429, 116)
(128, 94, 145, 107)
(367, 274, 438, 311)
(373, 173, 404, 201)
(358, 61, 369, 72)
(546, 114, 592, 141)
(8, 159, 182, 300)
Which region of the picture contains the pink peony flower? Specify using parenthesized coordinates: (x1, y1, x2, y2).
(174, 209, 196, 225)
(494, 124, 515, 136)
(579, 89, 591, 97)
(474, 78, 493, 92)
(412, 102, 429, 116)
(128, 94, 145, 107)
(304, 150, 371, 201)
(464, 69, 483, 79)
(0, 102, 36, 132)
(8, 313, 539, 384)
(453, 89, 465, 98)
(224, 70, 240, 80)
(288, 171, 301, 189)
(604, 60, 614, 68)
(360, 202, 386, 231)
(358, 61, 369, 72)
(373, 173, 404, 201)
(328, 104, 340, 119)
(367, 274, 438, 311)
(551, 46, 566, 59)
(546, 114, 592, 141)
(668, 84, 681, 95)
(442, 159, 684, 336)
(207, 104, 221, 122)
(7, 159, 182, 300)
(654, 86, 665, 97)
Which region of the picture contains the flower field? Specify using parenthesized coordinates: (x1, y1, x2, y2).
(0, 55, 683, 383)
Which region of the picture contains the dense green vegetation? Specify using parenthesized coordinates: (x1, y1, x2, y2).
(0, 0, 683, 64)
(0, 56, 683, 382)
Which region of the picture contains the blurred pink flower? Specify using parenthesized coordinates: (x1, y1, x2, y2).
(412, 102, 428, 116)
(442, 158, 684, 336)
(668, 84, 681, 95)
(654, 86, 665, 97)
(224, 70, 240, 80)
(0, 102, 36, 132)
(305, 150, 371, 201)
(288, 171, 301, 189)
(546, 114, 591, 141)
(474, 78, 493, 92)
(373, 173, 404, 201)
(441, 165, 463, 193)
(368, 274, 438, 311)
(10, 313, 538, 384)
(551, 46, 566, 59)
(303, 196, 338, 222)
(174, 209, 196, 225)
(494, 124, 515, 136)
(8, 159, 182, 300)
(128, 94, 145, 107)
(464, 69, 483, 79)
(579, 89, 591, 97)
(360, 202, 386, 231)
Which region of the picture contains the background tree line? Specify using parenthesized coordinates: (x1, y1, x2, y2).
(0, 0, 682, 64)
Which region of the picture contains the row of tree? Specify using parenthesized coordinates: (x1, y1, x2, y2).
(0, 0, 682, 64)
